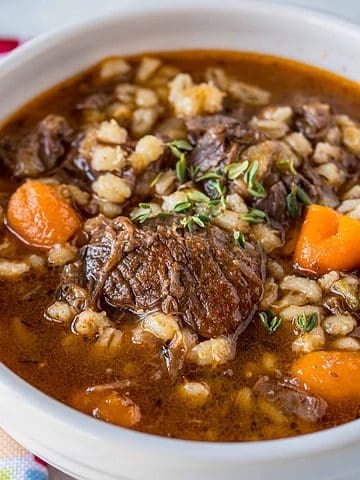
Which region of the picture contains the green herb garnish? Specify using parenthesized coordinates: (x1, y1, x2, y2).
(243, 161, 266, 198)
(242, 208, 268, 224)
(180, 213, 211, 232)
(187, 190, 210, 203)
(296, 185, 312, 205)
(132, 203, 152, 223)
(150, 171, 163, 188)
(196, 170, 223, 182)
(167, 139, 193, 159)
(286, 183, 312, 218)
(259, 310, 283, 334)
(188, 165, 201, 180)
(207, 178, 227, 199)
(173, 201, 192, 213)
(224, 160, 249, 180)
(233, 230, 246, 248)
(176, 153, 187, 184)
(277, 158, 297, 176)
(294, 312, 317, 333)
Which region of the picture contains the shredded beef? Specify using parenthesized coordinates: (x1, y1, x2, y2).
(186, 115, 266, 173)
(189, 126, 231, 173)
(60, 215, 264, 339)
(0, 115, 72, 177)
(257, 180, 289, 224)
(254, 376, 328, 423)
(294, 102, 333, 141)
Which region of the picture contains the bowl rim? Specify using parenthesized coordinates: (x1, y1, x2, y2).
(1, 0, 360, 463)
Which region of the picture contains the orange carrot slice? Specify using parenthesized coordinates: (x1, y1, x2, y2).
(292, 350, 360, 402)
(294, 204, 360, 274)
(7, 180, 81, 248)
(72, 388, 141, 427)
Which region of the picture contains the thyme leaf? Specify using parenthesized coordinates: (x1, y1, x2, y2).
(173, 201, 192, 213)
(242, 208, 268, 224)
(132, 203, 152, 223)
(168, 139, 193, 159)
(188, 165, 201, 180)
(176, 153, 187, 184)
(196, 170, 223, 182)
(233, 230, 246, 248)
(286, 183, 312, 218)
(150, 172, 163, 188)
(294, 312, 317, 333)
(187, 190, 210, 203)
(180, 213, 211, 232)
(243, 160, 266, 199)
(224, 160, 249, 180)
(278, 158, 297, 176)
(286, 183, 300, 218)
(296, 186, 312, 205)
(207, 178, 227, 199)
(259, 310, 283, 334)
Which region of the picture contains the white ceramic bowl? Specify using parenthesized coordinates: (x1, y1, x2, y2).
(1, 1, 360, 479)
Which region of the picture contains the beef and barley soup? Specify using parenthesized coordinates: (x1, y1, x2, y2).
(1, 51, 360, 441)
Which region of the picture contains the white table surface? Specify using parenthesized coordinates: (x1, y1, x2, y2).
(0, 1, 359, 478)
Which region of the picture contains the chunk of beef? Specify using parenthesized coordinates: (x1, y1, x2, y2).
(300, 162, 339, 208)
(257, 180, 288, 224)
(187, 116, 266, 173)
(254, 376, 327, 423)
(257, 164, 339, 225)
(256, 172, 314, 225)
(294, 102, 333, 141)
(62, 215, 264, 339)
(0, 115, 73, 177)
(189, 125, 231, 173)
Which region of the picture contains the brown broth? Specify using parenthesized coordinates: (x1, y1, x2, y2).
(0, 51, 359, 441)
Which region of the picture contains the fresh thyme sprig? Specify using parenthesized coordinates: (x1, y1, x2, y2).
(243, 160, 266, 198)
(132, 189, 224, 232)
(242, 208, 269, 224)
(131, 203, 152, 223)
(277, 157, 297, 176)
(195, 170, 223, 182)
(175, 153, 187, 184)
(150, 171, 163, 188)
(259, 310, 283, 334)
(286, 183, 312, 218)
(224, 160, 249, 180)
(294, 312, 317, 333)
(233, 230, 246, 248)
(167, 139, 193, 159)
(197, 159, 266, 199)
(173, 200, 192, 213)
(167, 139, 194, 185)
(180, 213, 212, 232)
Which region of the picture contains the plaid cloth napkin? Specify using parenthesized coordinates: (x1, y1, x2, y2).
(0, 429, 48, 480)
(0, 35, 49, 480)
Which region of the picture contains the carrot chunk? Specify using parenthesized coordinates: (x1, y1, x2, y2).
(7, 180, 81, 248)
(291, 351, 360, 402)
(72, 388, 141, 427)
(294, 204, 360, 274)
